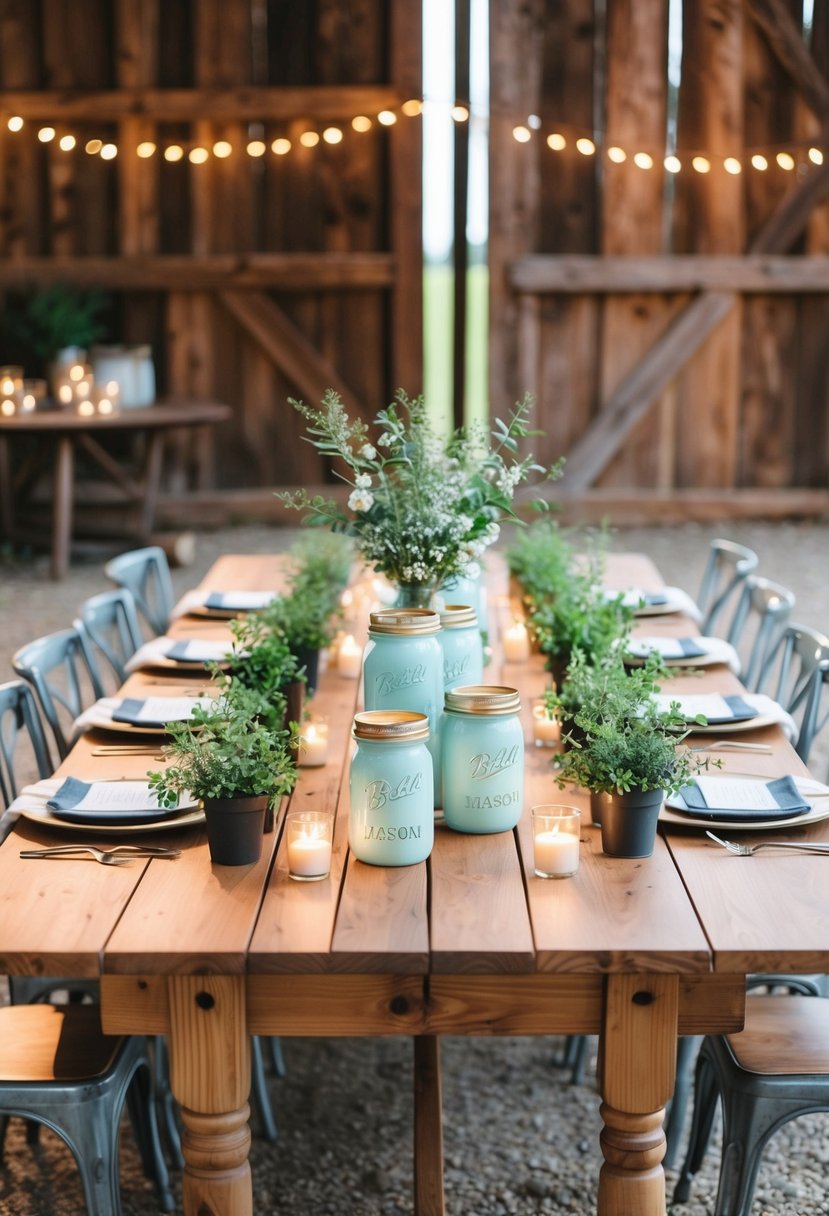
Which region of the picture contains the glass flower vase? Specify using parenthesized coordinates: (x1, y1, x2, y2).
(393, 581, 437, 610)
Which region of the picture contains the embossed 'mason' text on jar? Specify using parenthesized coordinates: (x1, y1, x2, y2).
(441, 685, 524, 834)
(349, 710, 434, 867)
(363, 608, 444, 802)
(438, 604, 484, 692)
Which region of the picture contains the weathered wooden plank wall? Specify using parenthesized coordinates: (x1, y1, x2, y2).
(495, 0, 829, 519)
(0, 0, 422, 510)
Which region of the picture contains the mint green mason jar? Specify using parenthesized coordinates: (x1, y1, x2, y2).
(349, 710, 434, 866)
(441, 685, 524, 834)
(438, 604, 484, 692)
(363, 608, 444, 802)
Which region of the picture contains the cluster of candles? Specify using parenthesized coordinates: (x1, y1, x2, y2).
(0, 366, 47, 417)
(53, 361, 121, 416)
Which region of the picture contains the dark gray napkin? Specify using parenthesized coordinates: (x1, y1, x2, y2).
(677, 775, 811, 823)
(702, 694, 759, 724)
(46, 777, 177, 825)
(111, 698, 169, 727)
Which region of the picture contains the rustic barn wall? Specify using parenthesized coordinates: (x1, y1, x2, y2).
(0, 0, 422, 513)
(494, 0, 829, 521)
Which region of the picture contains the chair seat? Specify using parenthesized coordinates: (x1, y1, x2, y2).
(727, 995, 829, 1076)
(0, 1004, 124, 1083)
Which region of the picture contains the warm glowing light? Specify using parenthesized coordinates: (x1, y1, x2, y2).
(37, 126, 55, 143)
(692, 155, 711, 173)
(299, 131, 320, 148)
(188, 146, 208, 164)
(164, 145, 184, 162)
(96, 397, 113, 414)
(212, 140, 232, 158)
(58, 384, 74, 404)
(0, 400, 14, 417)
(633, 151, 653, 169)
(401, 99, 422, 117)
(100, 143, 117, 160)
(75, 380, 90, 398)
(751, 154, 769, 171)
(271, 137, 291, 155)
(246, 139, 266, 157)
(0, 379, 14, 395)
(512, 125, 531, 143)
(22, 394, 35, 410)
(528, 114, 542, 130)
(136, 141, 156, 158)
(664, 155, 682, 173)
(323, 127, 343, 144)
(451, 105, 469, 122)
(85, 139, 103, 155)
(77, 400, 95, 417)
(576, 137, 596, 156)
(69, 364, 85, 382)
(106, 381, 119, 395)
(809, 147, 824, 165)
(724, 157, 742, 175)
(58, 134, 76, 152)
(7, 116, 23, 132)
(547, 132, 566, 151)
(377, 110, 397, 126)
(776, 151, 795, 171)
(607, 145, 626, 163)
(352, 115, 372, 132)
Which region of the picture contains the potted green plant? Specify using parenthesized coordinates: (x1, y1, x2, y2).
(0, 284, 109, 379)
(224, 613, 306, 729)
(148, 683, 298, 866)
(552, 652, 711, 858)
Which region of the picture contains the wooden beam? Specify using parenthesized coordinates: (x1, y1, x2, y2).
(0, 85, 403, 121)
(0, 253, 394, 290)
(217, 289, 366, 417)
(747, 0, 829, 119)
(751, 159, 829, 253)
(510, 253, 829, 293)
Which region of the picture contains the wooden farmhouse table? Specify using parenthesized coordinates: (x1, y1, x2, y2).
(1, 551, 827, 1216)
(0, 400, 231, 579)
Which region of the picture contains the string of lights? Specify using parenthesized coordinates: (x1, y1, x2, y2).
(2, 99, 824, 173)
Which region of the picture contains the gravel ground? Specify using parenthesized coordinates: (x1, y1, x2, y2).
(0, 517, 828, 1215)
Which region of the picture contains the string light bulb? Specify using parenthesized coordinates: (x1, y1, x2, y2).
(212, 140, 232, 158)
(401, 99, 422, 117)
(37, 126, 55, 143)
(136, 141, 156, 158)
(189, 146, 208, 164)
(451, 105, 469, 122)
(58, 134, 76, 151)
(377, 110, 397, 126)
(164, 145, 184, 162)
(271, 137, 291, 155)
(776, 151, 795, 170)
(576, 137, 596, 156)
(751, 153, 768, 171)
(809, 147, 824, 165)
(512, 125, 531, 143)
(352, 116, 372, 132)
(664, 155, 681, 173)
(7, 116, 23, 132)
(692, 155, 711, 173)
(724, 157, 742, 175)
(607, 145, 626, 163)
(323, 127, 343, 144)
(633, 151, 653, 169)
(299, 131, 320, 148)
(547, 132, 566, 150)
(85, 138, 103, 155)
(100, 143, 117, 160)
(246, 139, 266, 157)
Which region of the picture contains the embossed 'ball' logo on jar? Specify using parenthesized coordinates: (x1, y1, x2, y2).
(375, 664, 428, 696)
(469, 745, 521, 780)
(365, 771, 424, 811)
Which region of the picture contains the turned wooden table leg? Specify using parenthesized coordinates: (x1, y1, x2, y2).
(597, 974, 678, 1216)
(167, 976, 253, 1216)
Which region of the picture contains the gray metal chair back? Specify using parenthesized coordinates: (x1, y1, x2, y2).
(12, 627, 105, 763)
(755, 622, 829, 762)
(75, 587, 144, 689)
(104, 546, 174, 638)
(697, 539, 759, 634)
(674, 991, 829, 1215)
(724, 574, 796, 690)
(0, 680, 52, 807)
(0, 1003, 173, 1214)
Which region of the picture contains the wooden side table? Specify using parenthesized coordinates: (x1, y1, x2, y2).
(0, 400, 231, 579)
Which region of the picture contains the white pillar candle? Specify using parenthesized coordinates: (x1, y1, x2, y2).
(337, 634, 362, 678)
(531, 805, 581, 879)
(298, 721, 329, 767)
(503, 620, 530, 663)
(287, 833, 332, 879)
(532, 704, 560, 746)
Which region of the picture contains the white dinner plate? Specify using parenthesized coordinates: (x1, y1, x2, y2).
(18, 803, 206, 834)
(660, 774, 829, 832)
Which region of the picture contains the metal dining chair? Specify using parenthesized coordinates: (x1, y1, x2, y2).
(754, 622, 829, 763)
(673, 989, 829, 1215)
(104, 546, 175, 638)
(696, 539, 759, 635)
(75, 588, 145, 690)
(0, 679, 52, 806)
(724, 574, 796, 691)
(0, 1002, 174, 1215)
(12, 627, 105, 763)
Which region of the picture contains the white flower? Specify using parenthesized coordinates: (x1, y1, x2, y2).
(355, 473, 372, 489)
(462, 539, 485, 559)
(485, 522, 501, 542)
(463, 561, 481, 580)
(348, 489, 375, 512)
(377, 432, 393, 447)
(359, 443, 377, 460)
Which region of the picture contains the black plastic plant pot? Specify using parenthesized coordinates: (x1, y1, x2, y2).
(203, 794, 268, 866)
(598, 787, 664, 859)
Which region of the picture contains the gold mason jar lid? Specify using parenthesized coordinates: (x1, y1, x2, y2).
(368, 608, 440, 635)
(444, 685, 521, 715)
(352, 710, 430, 741)
(438, 603, 478, 629)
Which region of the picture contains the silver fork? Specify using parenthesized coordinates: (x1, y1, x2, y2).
(705, 831, 829, 856)
(19, 844, 181, 864)
(690, 741, 773, 753)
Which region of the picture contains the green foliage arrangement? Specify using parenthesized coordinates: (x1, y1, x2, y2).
(551, 651, 712, 796)
(258, 533, 353, 654)
(148, 683, 297, 810)
(277, 389, 562, 593)
(0, 284, 110, 372)
(222, 615, 304, 729)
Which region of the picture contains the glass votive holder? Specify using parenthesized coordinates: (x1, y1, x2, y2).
(0, 390, 22, 417)
(0, 366, 23, 396)
(297, 718, 329, 767)
(286, 810, 333, 882)
(531, 805, 581, 879)
(532, 700, 560, 747)
(21, 379, 47, 412)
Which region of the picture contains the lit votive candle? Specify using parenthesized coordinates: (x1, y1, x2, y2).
(0, 366, 23, 397)
(337, 633, 362, 678)
(57, 382, 75, 407)
(532, 703, 560, 747)
(77, 399, 95, 417)
(286, 810, 333, 881)
(531, 805, 581, 878)
(503, 620, 530, 663)
(298, 720, 329, 767)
